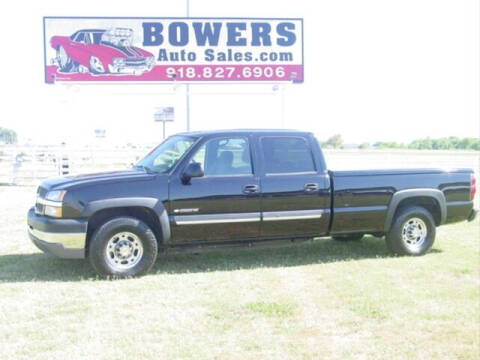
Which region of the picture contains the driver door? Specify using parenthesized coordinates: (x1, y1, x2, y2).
(169, 136, 261, 243)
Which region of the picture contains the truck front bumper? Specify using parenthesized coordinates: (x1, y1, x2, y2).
(108, 63, 153, 75)
(27, 207, 87, 259)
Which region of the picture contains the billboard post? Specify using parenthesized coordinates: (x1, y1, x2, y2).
(186, 0, 190, 131)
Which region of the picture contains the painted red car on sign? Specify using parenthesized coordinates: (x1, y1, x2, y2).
(50, 28, 155, 75)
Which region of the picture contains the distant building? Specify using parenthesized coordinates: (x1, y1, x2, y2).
(342, 143, 360, 149)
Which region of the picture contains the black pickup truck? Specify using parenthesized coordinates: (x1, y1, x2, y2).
(27, 130, 477, 277)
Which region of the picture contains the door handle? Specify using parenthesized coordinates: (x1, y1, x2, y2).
(304, 183, 319, 192)
(243, 184, 259, 194)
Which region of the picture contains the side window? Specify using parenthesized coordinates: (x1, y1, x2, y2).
(74, 32, 85, 43)
(261, 137, 316, 174)
(191, 137, 252, 176)
(84, 33, 92, 44)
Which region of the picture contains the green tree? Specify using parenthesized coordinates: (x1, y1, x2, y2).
(375, 141, 405, 149)
(324, 134, 343, 149)
(407, 137, 479, 150)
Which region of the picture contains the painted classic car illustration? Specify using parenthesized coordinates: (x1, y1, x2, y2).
(50, 28, 156, 75)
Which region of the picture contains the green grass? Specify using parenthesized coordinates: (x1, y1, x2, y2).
(244, 301, 296, 318)
(0, 186, 479, 359)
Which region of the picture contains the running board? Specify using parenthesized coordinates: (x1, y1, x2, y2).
(161, 237, 316, 254)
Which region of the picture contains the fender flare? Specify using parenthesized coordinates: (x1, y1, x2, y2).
(384, 189, 446, 232)
(84, 197, 171, 242)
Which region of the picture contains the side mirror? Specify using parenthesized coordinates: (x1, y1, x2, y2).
(182, 162, 204, 184)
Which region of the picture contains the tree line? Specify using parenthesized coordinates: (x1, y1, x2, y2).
(321, 134, 480, 151)
(1, 127, 478, 150)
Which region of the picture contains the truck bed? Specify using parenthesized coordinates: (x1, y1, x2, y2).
(329, 168, 474, 234)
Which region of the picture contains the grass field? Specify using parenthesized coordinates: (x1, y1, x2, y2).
(0, 185, 479, 360)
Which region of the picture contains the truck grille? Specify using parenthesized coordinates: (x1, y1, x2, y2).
(35, 186, 48, 215)
(35, 202, 45, 215)
(125, 58, 147, 67)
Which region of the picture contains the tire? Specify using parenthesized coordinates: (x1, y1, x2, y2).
(332, 233, 364, 241)
(89, 56, 106, 74)
(88, 217, 158, 277)
(385, 206, 436, 256)
(56, 46, 75, 73)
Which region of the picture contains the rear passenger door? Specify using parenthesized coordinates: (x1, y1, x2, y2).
(258, 135, 331, 238)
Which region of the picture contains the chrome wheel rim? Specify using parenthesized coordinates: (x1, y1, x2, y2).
(401, 217, 427, 251)
(90, 57, 104, 73)
(105, 232, 143, 271)
(78, 64, 89, 73)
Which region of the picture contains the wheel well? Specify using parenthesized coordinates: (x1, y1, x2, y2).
(86, 207, 163, 252)
(394, 196, 442, 225)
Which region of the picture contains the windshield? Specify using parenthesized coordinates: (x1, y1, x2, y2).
(135, 136, 197, 173)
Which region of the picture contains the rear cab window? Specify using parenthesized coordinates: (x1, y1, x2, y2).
(261, 136, 316, 174)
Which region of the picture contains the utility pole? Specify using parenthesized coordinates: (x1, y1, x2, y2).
(186, 0, 191, 131)
(273, 85, 286, 128)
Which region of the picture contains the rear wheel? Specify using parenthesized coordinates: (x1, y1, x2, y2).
(56, 46, 75, 73)
(88, 217, 158, 277)
(332, 233, 364, 241)
(386, 206, 436, 256)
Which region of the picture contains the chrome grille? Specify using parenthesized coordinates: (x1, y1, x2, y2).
(35, 186, 47, 215)
(125, 58, 147, 66)
(35, 202, 45, 215)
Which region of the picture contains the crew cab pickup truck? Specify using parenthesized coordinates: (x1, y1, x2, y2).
(27, 130, 477, 277)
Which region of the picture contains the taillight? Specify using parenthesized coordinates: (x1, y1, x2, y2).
(471, 174, 477, 201)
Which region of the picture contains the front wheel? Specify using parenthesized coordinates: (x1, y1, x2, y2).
(89, 56, 106, 74)
(88, 217, 158, 277)
(386, 206, 436, 256)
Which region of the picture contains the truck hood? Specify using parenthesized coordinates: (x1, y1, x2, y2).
(40, 169, 157, 191)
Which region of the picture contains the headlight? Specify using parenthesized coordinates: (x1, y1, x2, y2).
(113, 58, 126, 67)
(45, 190, 66, 202)
(44, 205, 63, 218)
(146, 56, 155, 65)
(43, 190, 66, 217)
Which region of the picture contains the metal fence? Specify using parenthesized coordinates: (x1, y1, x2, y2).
(0, 145, 151, 185)
(324, 148, 480, 173)
(0, 145, 478, 187)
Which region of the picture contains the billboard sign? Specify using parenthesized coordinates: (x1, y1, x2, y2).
(43, 17, 304, 84)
